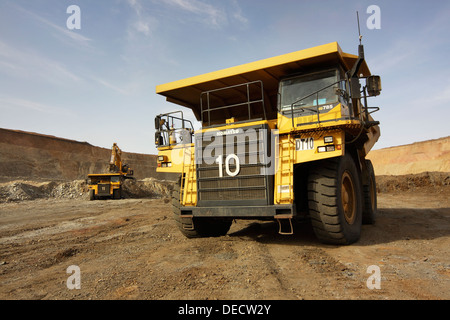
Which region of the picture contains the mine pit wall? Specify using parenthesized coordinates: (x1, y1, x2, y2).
(366, 136, 450, 176)
(0, 128, 177, 182)
(1, 128, 448, 184)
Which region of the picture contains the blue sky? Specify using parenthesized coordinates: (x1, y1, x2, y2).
(1, 0, 449, 154)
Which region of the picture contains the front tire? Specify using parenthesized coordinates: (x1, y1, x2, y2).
(113, 188, 122, 200)
(172, 176, 232, 238)
(308, 153, 363, 245)
(89, 189, 95, 201)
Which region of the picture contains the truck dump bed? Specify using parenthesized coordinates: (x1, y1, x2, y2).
(156, 42, 370, 121)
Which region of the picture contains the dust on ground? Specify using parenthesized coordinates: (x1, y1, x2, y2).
(0, 175, 448, 300)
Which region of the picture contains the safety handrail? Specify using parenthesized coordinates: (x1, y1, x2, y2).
(155, 111, 195, 147)
(200, 80, 266, 127)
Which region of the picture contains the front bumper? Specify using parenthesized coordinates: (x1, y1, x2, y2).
(181, 204, 294, 218)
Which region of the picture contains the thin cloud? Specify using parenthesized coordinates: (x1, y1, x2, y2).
(90, 76, 129, 95)
(161, 0, 226, 27)
(369, 40, 415, 75)
(126, 0, 248, 34)
(11, 3, 92, 48)
(231, 0, 248, 26)
(0, 40, 82, 84)
(0, 96, 75, 117)
(127, 0, 158, 37)
(407, 82, 450, 112)
(372, 6, 450, 76)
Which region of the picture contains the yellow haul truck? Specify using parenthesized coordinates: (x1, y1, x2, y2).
(88, 143, 134, 200)
(155, 42, 381, 244)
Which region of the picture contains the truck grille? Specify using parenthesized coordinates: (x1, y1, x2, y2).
(195, 124, 273, 206)
(97, 184, 111, 196)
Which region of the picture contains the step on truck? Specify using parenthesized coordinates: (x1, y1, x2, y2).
(155, 41, 381, 244)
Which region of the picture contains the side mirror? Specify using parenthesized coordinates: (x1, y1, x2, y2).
(155, 116, 161, 130)
(367, 75, 382, 97)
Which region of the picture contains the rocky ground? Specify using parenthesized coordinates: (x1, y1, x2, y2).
(1, 171, 447, 203)
(0, 130, 448, 302)
(0, 174, 448, 301)
(0, 177, 173, 203)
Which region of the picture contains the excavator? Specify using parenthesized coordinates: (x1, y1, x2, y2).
(87, 143, 134, 200)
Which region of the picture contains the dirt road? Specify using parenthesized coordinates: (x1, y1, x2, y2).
(0, 189, 449, 300)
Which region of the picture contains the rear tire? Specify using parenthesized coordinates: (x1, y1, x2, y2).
(89, 189, 95, 201)
(308, 153, 363, 245)
(362, 159, 377, 224)
(172, 176, 232, 238)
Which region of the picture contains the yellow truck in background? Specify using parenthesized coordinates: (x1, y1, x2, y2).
(155, 41, 381, 244)
(88, 143, 134, 200)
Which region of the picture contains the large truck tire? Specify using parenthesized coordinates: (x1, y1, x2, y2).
(362, 159, 377, 225)
(308, 153, 363, 245)
(113, 188, 122, 200)
(172, 177, 232, 238)
(89, 189, 95, 201)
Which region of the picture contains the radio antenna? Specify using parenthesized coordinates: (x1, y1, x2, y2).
(349, 11, 365, 79)
(356, 11, 362, 45)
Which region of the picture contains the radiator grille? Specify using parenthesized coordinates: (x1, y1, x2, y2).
(195, 124, 273, 206)
(97, 184, 110, 196)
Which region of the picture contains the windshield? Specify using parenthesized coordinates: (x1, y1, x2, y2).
(280, 69, 338, 111)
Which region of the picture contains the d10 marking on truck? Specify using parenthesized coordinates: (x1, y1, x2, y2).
(295, 137, 314, 151)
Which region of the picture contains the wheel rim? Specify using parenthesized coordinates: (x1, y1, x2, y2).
(342, 171, 356, 224)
